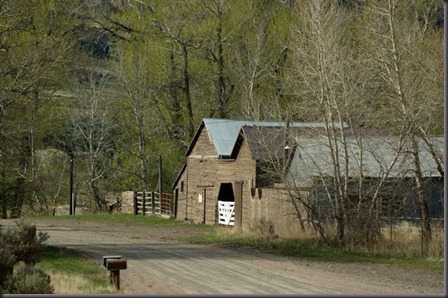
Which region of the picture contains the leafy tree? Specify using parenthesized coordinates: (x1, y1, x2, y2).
(0, 0, 79, 218)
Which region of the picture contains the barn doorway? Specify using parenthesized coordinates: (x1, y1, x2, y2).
(217, 183, 235, 225)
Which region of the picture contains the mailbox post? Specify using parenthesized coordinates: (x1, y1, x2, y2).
(102, 256, 127, 290)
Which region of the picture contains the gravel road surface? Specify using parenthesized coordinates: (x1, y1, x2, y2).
(0, 218, 444, 295)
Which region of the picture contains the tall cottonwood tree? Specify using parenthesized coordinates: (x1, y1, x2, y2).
(288, 0, 358, 244)
(155, 5, 198, 140)
(110, 0, 207, 192)
(201, 0, 236, 119)
(115, 41, 157, 193)
(359, 0, 443, 253)
(68, 66, 119, 212)
(282, 0, 443, 249)
(229, 1, 293, 121)
(112, 0, 207, 141)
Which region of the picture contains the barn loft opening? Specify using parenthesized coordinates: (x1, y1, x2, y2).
(218, 183, 235, 202)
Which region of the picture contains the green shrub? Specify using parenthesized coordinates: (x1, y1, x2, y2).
(1, 266, 54, 294)
(1, 219, 49, 266)
(0, 219, 53, 294)
(0, 237, 16, 286)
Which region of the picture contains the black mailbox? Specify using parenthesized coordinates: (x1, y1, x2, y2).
(102, 255, 127, 290)
(106, 258, 127, 271)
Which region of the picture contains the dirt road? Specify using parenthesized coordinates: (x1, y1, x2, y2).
(1, 218, 444, 295)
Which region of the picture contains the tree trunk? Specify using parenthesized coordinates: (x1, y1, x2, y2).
(91, 180, 104, 213)
(11, 134, 31, 218)
(135, 107, 150, 192)
(182, 43, 194, 139)
(169, 50, 183, 140)
(411, 135, 432, 253)
(1, 197, 6, 219)
(216, 10, 228, 119)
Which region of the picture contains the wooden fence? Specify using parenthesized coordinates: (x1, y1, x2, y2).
(134, 191, 174, 216)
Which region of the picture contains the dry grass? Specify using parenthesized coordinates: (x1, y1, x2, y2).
(379, 222, 444, 258)
(36, 245, 126, 294)
(46, 270, 122, 294)
(216, 219, 444, 260)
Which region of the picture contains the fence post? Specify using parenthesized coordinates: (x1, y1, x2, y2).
(133, 191, 138, 215)
(215, 200, 219, 225)
(173, 191, 177, 217)
(142, 191, 146, 216)
(151, 191, 155, 215)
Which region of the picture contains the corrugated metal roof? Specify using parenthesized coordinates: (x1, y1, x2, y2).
(203, 118, 331, 157)
(242, 125, 328, 161)
(288, 135, 444, 185)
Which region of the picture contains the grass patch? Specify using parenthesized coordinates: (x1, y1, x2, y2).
(183, 228, 444, 272)
(31, 214, 443, 273)
(31, 214, 215, 232)
(36, 245, 121, 294)
(33, 213, 181, 225)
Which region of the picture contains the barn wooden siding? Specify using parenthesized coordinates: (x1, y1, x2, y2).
(180, 126, 257, 226)
(173, 125, 304, 237)
(245, 188, 303, 237)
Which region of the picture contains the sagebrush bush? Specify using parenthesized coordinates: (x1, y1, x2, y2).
(0, 237, 16, 286)
(0, 219, 53, 294)
(1, 220, 49, 266)
(1, 266, 54, 294)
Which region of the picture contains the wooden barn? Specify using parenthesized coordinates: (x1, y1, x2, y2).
(171, 118, 332, 237)
(287, 131, 444, 224)
(172, 118, 444, 237)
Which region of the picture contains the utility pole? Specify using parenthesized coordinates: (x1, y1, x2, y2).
(159, 155, 162, 194)
(69, 154, 74, 215)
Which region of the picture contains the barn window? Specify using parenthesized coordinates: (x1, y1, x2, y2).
(181, 181, 184, 192)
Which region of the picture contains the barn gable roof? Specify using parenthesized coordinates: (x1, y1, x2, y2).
(186, 118, 332, 158)
(241, 125, 329, 161)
